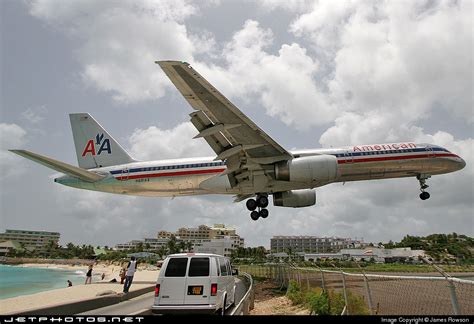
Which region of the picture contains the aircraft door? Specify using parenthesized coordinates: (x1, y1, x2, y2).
(121, 167, 129, 181)
(425, 146, 435, 158)
(344, 151, 354, 164)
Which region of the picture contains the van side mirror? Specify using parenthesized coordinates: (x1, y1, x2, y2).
(232, 268, 239, 276)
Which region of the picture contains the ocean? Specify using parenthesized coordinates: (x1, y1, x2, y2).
(0, 264, 87, 299)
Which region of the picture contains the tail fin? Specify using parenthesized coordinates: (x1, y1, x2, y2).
(70, 113, 136, 169)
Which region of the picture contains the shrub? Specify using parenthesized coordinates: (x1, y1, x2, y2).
(327, 289, 370, 315)
(328, 290, 346, 315)
(286, 280, 304, 304)
(305, 288, 329, 315)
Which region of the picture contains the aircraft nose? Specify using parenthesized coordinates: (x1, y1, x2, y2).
(458, 157, 466, 170)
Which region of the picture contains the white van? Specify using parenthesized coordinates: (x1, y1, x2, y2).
(152, 253, 237, 315)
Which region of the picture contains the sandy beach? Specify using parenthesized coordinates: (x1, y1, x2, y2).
(0, 263, 159, 315)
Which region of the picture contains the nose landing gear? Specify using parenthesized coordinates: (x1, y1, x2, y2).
(247, 194, 269, 220)
(417, 174, 431, 200)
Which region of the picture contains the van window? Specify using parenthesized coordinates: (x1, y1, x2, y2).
(164, 258, 188, 277)
(188, 257, 209, 277)
(219, 257, 228, 276)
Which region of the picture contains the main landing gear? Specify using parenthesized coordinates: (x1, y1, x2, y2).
(246, 195, 269, 221)
(417, 174, 431, 200)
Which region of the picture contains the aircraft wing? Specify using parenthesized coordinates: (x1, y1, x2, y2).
(157, 61, 293, 193)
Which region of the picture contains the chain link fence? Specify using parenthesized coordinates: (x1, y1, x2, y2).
(237, 264, 474, 315)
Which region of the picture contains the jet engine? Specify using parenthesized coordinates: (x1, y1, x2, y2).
(275, 155, 338, 183)
(273, 189, 316, 207)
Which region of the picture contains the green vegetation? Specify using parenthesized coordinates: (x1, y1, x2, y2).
(386, 233, 473, 264)
(5, 234, 195, 265)
(231, 246, 267, 263)
(285, 279, 370, 315)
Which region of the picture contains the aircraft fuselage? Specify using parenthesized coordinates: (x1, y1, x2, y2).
(55, 142, 465, 197)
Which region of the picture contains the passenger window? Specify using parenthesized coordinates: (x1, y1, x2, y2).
(164, 258, 188, 277)
(188, 257, 210, 277)
(219, 258, 228, 276)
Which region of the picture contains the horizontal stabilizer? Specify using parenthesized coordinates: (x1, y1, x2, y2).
(9, 150, 105, 182)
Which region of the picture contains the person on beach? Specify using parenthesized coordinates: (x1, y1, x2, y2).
(101, 273, 105, 280)
(123, 256, 137, 293)
(120, 267, 126, 284)
(67, 280, 72, 287)
(85, 265, 93, 284)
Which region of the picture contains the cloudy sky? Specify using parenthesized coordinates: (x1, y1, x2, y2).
(1, 0, 472, 248)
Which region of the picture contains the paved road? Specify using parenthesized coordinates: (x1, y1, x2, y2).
(79, 291, 155, 315)
(79, 278, 247, 315)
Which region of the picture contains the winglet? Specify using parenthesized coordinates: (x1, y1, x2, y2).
(10, 150, 105, 182)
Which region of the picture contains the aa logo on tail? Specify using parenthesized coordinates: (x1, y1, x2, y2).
(82, 133, 111, 157)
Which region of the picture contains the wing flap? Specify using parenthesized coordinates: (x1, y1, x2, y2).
(157, 60, 294, 194)
(10, 150, 105, 182)
(157, 61, 292, 163)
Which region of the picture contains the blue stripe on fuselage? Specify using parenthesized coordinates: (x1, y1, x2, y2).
(109, 161, 225, 175)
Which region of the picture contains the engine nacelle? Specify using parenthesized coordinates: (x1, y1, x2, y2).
(275, 155, 338, 183)
(273, 189, 316, 208)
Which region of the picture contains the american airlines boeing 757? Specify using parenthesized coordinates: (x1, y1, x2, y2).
(10, 61, 466, 221)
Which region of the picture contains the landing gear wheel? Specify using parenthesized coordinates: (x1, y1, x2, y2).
(246, 199, 257, 211)
(419, 192, 430, 200)
(259, 208, 269, 218)
(250, 211, 259, 221)
(256, 195, 269, 208)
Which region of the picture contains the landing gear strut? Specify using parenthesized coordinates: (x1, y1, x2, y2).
(247, 194, 269, 220)
(417, 174, 431, 200)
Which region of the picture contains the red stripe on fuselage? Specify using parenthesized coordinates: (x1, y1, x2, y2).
(115, 168, 226, 181)
(338, 153, 458, 164)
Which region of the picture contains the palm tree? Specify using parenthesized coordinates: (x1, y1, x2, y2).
(178, 241, 187, 253)
(157, 246, 168, 259)
(167, 235, 179, 254)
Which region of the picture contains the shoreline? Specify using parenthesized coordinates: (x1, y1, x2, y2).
(0, 263, 159, 315)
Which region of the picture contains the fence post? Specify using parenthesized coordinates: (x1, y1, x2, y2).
(447, 279, 460, 315)
(357, 264, 374, 315)
(423, 258, 460, 315)
(306, 271, 310, 290)
(332, 264, 349, 316)
(320, 269, 326, 292)
(341, 270, 349, 315)
(362, 271, 374, 315)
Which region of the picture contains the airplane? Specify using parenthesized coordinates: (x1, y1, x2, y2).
(10, 61, 466, 221)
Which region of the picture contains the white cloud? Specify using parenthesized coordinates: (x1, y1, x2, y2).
(256, 0, 314, 13)
(0, 123, 28, 178)
(29, 0, 205, 103)
(128, 122, 214, 160)
(21, 106, 48, 124)
(194, 20, 333, 129)
(291, 0, 473, 125)
(12, 0, 472, 248)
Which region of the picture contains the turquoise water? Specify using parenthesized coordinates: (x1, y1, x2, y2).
(0, 264, 87, 299)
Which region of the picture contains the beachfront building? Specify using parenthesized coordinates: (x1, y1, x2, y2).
(0, 240, 23, 256)
(192, 237, 235, 257)
(0, 229, 60, 254)
(171, 224, 244, 256)
(304, 247, 426, 263)
(114, 224, 245, 256)
(115, 237, 173, 252)
(270, 235, 365, 254)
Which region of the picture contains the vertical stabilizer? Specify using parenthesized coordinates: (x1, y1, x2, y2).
(70, 113, 136, 169)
